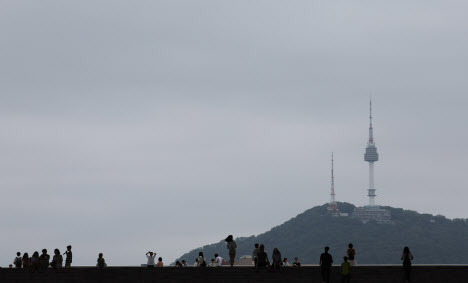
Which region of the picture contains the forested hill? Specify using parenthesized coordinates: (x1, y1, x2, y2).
(175, 203, 468, 264)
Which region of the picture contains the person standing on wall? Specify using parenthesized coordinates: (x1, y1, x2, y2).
(225, 235, 237, 267)
(320, 246, 333, 283)
(401, 247, 414, 283)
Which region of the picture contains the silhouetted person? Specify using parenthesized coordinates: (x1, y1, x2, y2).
(225, 235, 237, 267)
(39, 249, 50, 272)
(320, 246, 333, 283)
(146, 251, 156, 267)
(181, 260, 188, 267)
(175, 261, 183, 267)
(341, 256, 351, 283)
(198, 252, 206, 267)
(210, 259, 216, 267)
(64, 245, 72, 270)
(13, 252, 22, 269)
(252, 243, 259, 267)
(97, 253, 106, 269)
(271, 248, 282, 271)
(193, 258, 199, 267)
(30, 252, 40, 273)
(401, 247, 414, 283)
(293, 257, 301, 267)
(51, 249, 63, 272)
(157, 257, 163, 267)
(347, 243, 357, 266)
(22, 253, 31, 270)
(283, 258, 290, 267)
(255, 244, 270, 272)
(215, 254, 224, 267)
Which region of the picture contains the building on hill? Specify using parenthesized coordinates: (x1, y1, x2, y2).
(354, 100, 391, 224)
(353, 206, 392, 224)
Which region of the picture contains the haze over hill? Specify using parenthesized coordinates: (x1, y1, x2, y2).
(176, 203, 468, 265)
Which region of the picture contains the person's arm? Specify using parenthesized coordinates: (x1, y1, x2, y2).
(410, 252, 414, 260)
(400, 253, 404, 260)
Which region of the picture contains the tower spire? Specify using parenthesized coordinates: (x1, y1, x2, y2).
(368, 99, 374, 145)
(328, 152, 340, 215)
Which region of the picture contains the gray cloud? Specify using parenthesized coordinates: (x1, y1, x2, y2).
(1, 0, 467, 266)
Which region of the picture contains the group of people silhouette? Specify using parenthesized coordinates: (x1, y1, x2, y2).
(8, 238, 415, 283)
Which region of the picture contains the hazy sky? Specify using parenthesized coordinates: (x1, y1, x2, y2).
(1, 0, 467, 266)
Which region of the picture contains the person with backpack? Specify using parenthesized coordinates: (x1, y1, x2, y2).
(39, 249, 50, 272)
(341, 256, 351, 283)
(347, 243, 357, 266)
(401, 247, 414, 283)
(320, 246, 333, 283)
(198, 252, 206, 267)
(225, 235, 237, 267)
(13, 252, 22, 269)
(64, 245, 72, 270)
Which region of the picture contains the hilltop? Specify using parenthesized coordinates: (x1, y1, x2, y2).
(176, 203, 468, 264)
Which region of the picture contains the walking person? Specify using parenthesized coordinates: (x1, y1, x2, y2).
(39, 249, 50, 272)
(341, 256, 351, 283)
(146, 251, 156, 267)
(225, 235, 237, 267)
(64, 245, 72, 270)
(347, 243, 357, 266)
(401, 247, 414, 283)
(13, 252, 22, 269)
(198, 252, 206, 267)
(252, 243, 259, 267)
(320, 246, 333, 283)
(51, 249, 63, 272)
(22, 253, 31, 270)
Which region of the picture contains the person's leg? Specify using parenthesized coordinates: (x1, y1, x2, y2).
(325, 268, 331, 283)
(229, 254, 235, 267)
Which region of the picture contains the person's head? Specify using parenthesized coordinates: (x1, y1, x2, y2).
(403, 247, 410, 254)
(33, 252, 39, 257)
(67, 245, 72, 250)
(176, 261, 181, 266)
(158, 257, 162, 262)
(348, 243, 353, 249)
(98, 253, 103, 258)
(283, 258, 288, 262)
(343, 256, 348, 262)
(16, 252, 21, 256)
(54, 249, 60, 255)
(273, 248, 279, 254)
(214, 253, 218, 258)
(324, 246, 330, 253)
(182, 260, 186, 264)
(195, 258, 199, 263)
(225, 235, 233, 242)
(294, 258, 299, 262)
(211, 259, 215, 263)
(259, 244, 265, 252)
(255, 243, 259, 248)
(9, 264, 12, 268)
(199, 252, 204, 257)
(149, 252, 154, 256)
(23, 253, 29, 259)
(42, 249, 47, 254)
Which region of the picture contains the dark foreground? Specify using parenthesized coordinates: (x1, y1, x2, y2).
(1, 266, 467, 283)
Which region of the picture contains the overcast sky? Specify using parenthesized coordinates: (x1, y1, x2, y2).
(1, 0, 467, 266)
